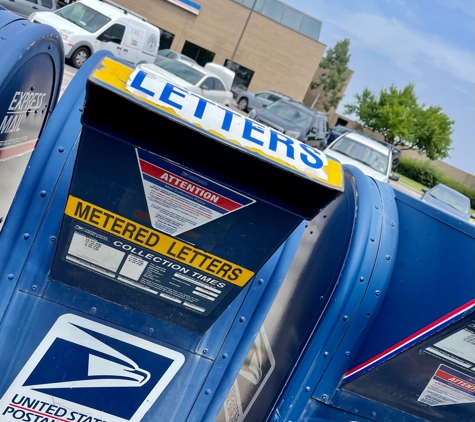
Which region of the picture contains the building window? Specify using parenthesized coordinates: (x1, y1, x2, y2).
(230, 0, 322, 42)
(181, 41, 215, 66)
(158, 29, 175, 51)
(98, 24, 126, 45)
(262, 0, 284, 22)
(300, 15, 322, 41)
(224, 59, 254, 90)
(336, 118, 348, 127)
(281, 7, 302, 32)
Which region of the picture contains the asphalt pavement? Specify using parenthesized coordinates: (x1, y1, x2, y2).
(60, 64, 78, 96)
(390, 179, 421, 197)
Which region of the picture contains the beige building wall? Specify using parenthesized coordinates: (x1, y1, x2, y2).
(432, 161, 475, 190)
(119, 0, 326, 100)
(329, 113, 385, 140)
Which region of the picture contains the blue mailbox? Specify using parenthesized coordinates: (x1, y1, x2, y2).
(1, 52, 473, 422)
(0, 56, 344, 422)
(0, 8, 63, 226)
(213, 171, 474, 421)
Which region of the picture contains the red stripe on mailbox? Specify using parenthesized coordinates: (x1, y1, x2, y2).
(0, 139, 37, 161)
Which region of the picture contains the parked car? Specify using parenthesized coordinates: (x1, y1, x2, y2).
(153, 49, 197, 65)
(29, 0, 161, 68)
(57, 0, 77, 8)
(137, 59, 234, 106)
(231, 83, 247, 99)
(324, 132, 399, 184)
(0, 0, 56, 17)
(379, 139, 401, 170)
(421, 184, 474, 221)
(236, 90, 291, 112)
(326, 127, 402, 170)
(326, 125, 353, 146)
(248, 99, 328, 145)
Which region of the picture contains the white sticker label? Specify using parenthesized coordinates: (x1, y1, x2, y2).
(0, 314, 185, 422)
(418, 365, 475, 406)
(67, 231, 125, 272)
(424, 322, 475, 371)
(137, 149, 255, 236)
(119, 254, 149, 281)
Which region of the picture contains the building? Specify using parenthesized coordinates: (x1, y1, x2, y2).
(118, 0, 327, 100)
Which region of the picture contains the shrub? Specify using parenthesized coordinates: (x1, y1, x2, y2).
(397, 158, 444, 188)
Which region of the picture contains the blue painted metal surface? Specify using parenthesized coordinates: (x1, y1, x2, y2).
(188, 221, 307, 421)
(0, 55, 340, 422)
(250, 177, 473, 422)
(0, 51, 112, 319)
(337, 189, 475, 421)
(349, 189, 475, 368)
(246, 166, 398, 422)
(0, 10, 63, 160)
(211, 169, 473, 421)
(1, 48, 474, 422)
(0, 9, 63, 229)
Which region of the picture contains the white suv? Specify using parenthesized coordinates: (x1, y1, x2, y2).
(324, 132, 399, 183)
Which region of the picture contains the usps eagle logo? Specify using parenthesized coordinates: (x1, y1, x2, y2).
(0, 314, 185, 422)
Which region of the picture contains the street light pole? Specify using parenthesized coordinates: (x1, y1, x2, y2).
(230, 0, 258, 63)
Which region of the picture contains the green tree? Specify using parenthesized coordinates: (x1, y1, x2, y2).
(310, 39, 351, 112)
(344, 84, 454, 160)
(411, 106, 453, 160)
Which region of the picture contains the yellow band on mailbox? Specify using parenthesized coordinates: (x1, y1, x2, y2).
(65, 195, 255, 287)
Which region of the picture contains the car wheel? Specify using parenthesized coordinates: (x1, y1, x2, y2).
(238, 98, 248, 111)
(70, 47, 90, 69)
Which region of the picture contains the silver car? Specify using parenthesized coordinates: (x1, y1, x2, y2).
(236, 90, 291, 113)
(0, 0, 56, 17)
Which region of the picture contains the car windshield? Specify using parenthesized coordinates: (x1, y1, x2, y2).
(181, 55, 196, 63)
(333, 126, 350, 134)
(158, 60, 205, 85)
(266, 102, 313, 129)
(429, 187, 470, 214)
(55, 3, 110, 33)
(331, 135, 390, 175)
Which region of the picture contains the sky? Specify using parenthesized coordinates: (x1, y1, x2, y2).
(282, 0, 475, 175)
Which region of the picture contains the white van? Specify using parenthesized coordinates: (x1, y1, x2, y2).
(29, 0, 160, 68)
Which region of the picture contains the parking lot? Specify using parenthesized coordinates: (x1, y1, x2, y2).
(59, 63, 419, 201)
(0, 61, 422, 233)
